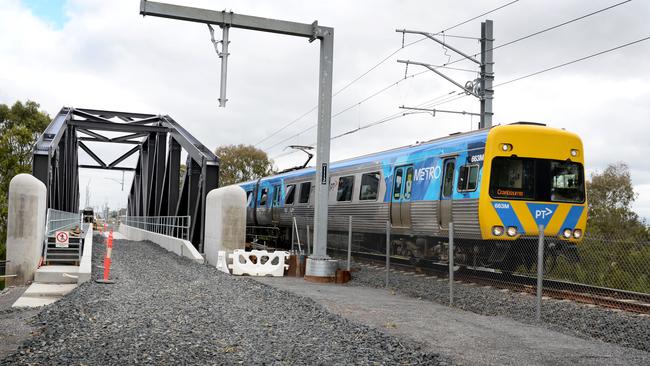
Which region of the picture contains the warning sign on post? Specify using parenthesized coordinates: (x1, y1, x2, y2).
(55, 231, 69, 248)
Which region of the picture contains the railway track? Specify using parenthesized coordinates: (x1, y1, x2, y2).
(342, 250, 650, 315)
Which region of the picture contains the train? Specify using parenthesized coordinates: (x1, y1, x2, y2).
(240, 122, 587, 270)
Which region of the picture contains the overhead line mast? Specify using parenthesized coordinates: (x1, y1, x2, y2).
(397, 20, 494, 129)
(139, 0, 338, 279)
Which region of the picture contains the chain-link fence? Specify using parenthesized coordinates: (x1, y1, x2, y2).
(120, 216, 191, 241)
(289, 214, 650, 316)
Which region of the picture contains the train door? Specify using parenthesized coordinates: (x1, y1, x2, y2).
(390, 165, 414, 227)
(438, 158, 456, 230)
(271, 184, 281, 223)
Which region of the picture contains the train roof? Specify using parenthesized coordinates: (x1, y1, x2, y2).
(240, 127, 490, 186)
(240, 122, 571, 185)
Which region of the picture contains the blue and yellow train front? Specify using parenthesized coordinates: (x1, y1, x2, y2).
(478, 123, 587, 243)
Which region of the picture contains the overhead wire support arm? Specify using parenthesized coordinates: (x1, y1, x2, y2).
(396, 29, 481, 65)
(399, 105, 480, 117)
(396, 21, 493, 129)
(208, 19, 231, 107)
(397, 60, 480, 98)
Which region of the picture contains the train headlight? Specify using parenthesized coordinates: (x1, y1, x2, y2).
(562, 228, 572, 239)
(570, 149, 579, 157)
(573, 229, 582, 239)
(501, 143, 513, 152)
(492, 226, 504, 236)
(506, 226, 518, 237)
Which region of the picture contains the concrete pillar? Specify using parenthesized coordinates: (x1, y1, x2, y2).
(204, 185, 246, 266)
(6, 174, 47, 285)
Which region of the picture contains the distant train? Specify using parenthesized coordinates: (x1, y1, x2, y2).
(240, 122, 587, 270)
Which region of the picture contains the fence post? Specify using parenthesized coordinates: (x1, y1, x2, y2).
(306, 225, 311, 256)
(291, 216, 295, 252)
(385, 220, 391, 288)
(347, 215, 352, 271)
(536, 224, 545, 322)
(449, 222, 454, 307)
(292, 216, 302, 253)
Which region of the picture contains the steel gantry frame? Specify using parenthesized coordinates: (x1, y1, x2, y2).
(32, 107, 219, 251)
(139, 0, 335, 266)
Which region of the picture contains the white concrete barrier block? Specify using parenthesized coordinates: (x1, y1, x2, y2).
(204, 185, 247, 267)
(229, 249, 289, 277)
(6, 174, 47, 286)
(216, 251, 230, 274)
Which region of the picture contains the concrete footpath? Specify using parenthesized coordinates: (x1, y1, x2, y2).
(255, 277, 650, 366)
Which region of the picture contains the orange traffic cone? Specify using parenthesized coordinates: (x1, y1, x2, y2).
(95, 234, 115, 284)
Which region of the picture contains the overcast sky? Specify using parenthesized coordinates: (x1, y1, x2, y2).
(1, 0, 649, 221)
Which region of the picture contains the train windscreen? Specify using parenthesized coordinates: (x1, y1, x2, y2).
(489, 157, 585, 203)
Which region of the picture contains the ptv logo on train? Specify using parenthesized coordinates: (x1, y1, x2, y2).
(526, 203, 558, 227)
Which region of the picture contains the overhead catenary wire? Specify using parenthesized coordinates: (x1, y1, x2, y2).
(265, 87, 457, 154)
(437, 0, 632, 68)
(272, 34, 650, 160)
(494, 35, 650, 87)
(255, 0, 521, 148)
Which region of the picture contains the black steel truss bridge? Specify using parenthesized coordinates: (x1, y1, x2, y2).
(32, 107, 219, 251)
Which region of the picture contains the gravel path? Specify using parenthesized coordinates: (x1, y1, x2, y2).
(349, 262, 650, 353)
(1, 239, 448, 365)
(0, 286, 39, 359)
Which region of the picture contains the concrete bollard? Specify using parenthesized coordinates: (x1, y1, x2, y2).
(204, 185, 247, 267)
(6, 174, 47, 286)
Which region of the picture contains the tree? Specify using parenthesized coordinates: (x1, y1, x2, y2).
(214, 144, 274, 186)
(0, 101, 51, 259)
(586, 162, 647, 237)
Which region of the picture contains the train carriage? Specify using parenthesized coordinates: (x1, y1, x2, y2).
(240, 122, 587, 269)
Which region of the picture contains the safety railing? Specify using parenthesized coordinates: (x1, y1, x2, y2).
(120, 215, 191, 241)
(45, 208, 82, 236)
(43, 208, 83, 264)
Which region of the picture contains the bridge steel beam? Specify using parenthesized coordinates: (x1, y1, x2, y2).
(32, 107, 219, 251)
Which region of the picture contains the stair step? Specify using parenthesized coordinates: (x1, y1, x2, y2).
(35, 265, 79, 284)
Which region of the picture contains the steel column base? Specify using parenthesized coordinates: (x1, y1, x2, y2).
(304, 257, 338, 283)
(94, 279, 115, 284)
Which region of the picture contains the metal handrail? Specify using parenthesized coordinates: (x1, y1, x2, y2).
(120, 215, 191, 241)
(45, 208, 82, 236)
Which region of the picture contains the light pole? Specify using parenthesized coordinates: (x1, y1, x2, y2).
(105, 171, 125, 191)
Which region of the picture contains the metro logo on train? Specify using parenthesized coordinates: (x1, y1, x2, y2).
(240, 122, 587, 270)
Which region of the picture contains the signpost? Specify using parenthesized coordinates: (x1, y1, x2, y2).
(55, 231, 69, 248)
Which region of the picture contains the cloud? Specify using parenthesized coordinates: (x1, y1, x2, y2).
(0, 0, 649, 217)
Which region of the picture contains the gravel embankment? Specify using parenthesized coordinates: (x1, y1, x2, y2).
(1, 238, 448, 365)
(0, 287, 39, 359)
(349, 263, 650, 353)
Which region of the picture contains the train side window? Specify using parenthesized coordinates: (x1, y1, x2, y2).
(285, 184, 296, 205)
(272, 185, 281, 206)
(259, 188, 268, 206)
(359, 172, 380, 201)
(337, 176, 354, 202)
(393, 168, 403, 200)
(457, 165, 479, 192)
(442, 160, 455, 198)
(404, 167, 414, 199)
(299, 182, 311, 204)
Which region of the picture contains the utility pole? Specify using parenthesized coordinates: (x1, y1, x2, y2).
(139, 0, 338, 280)
(397, 20, 494, 129)
(105, 171, 125, 191)
(480, 20, 494, 128)
(84, 179, 91, 208)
